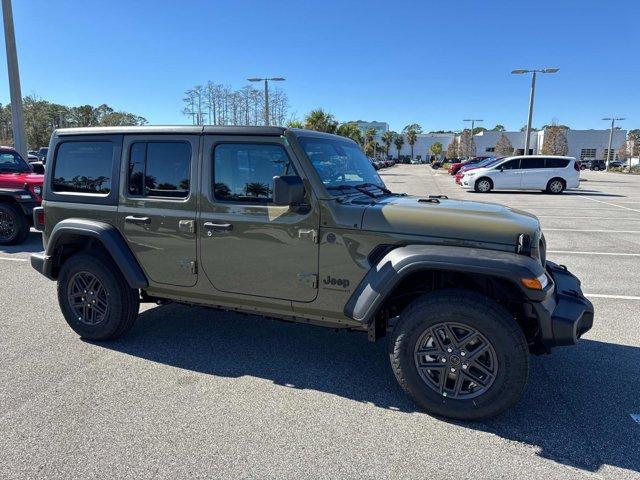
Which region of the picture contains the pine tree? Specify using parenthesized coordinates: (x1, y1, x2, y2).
(494, 134, 514, 156)
(541, 125, 568, 155)
(445, 138, 458, 159)
(458, 129, 476, 157)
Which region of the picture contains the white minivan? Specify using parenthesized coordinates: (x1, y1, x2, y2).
(460, 155, 580, 194)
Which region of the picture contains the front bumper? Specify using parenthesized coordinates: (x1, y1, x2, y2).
(532, 261, 594, 348)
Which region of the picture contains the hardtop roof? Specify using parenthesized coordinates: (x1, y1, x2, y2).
(54, 125, 287, 136)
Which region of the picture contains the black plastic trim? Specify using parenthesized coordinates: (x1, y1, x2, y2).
(31, 218, 148, 289)
(345, 244, 547, 325)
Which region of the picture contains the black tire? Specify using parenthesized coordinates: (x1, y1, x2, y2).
(546, 177, 565, 194)
(0, 202, 29, 245)
(474, 177, 493, 193)
(389, 289, 529, 420)
(57, 253, 140, 341)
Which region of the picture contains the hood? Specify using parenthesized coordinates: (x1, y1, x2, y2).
(0, 172, 44, 188)
(361, 195, 540, 247)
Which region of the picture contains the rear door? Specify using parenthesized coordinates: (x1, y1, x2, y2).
(118, 135, 199, 287)
(519, 157, 546, 188)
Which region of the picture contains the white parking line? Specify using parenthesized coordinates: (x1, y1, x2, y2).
(631, 414, 640, 424)
(548, 250, 640, 257)
(577, 195, 640, 213)
(586, 294, 640, 301)
(538, 216, 640, 220)
(544, 229, 640, 233)
(0, 257, 27, 262)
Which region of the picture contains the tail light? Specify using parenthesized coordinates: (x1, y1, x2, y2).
(574, 161, 580, 171)
(33, 206, 45, 231)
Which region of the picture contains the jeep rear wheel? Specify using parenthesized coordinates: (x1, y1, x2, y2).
(0, 203, 29, 245)
(389, 289, 529, 420)
(58, 253, 140, 340)
(474, 178, 493, 193)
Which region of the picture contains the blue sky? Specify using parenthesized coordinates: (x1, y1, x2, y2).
(1, 0, 638, 132)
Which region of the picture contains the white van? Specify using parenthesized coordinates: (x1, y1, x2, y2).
(460, 155, 580, 194)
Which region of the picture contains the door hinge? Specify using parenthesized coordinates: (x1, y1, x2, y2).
(298, 228, 318, 243)
(297, 272, 318, 289)
(179, 219, 196, 234)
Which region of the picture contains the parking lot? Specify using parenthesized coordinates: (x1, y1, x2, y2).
(1, 166, 639, 479)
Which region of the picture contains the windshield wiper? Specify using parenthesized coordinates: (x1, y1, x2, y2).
(327, 184, 376, 198)
(355, 183, 393, 195)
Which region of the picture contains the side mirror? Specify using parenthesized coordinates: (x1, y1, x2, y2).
(31, 163, 45, 175)
(273, 175, 304, 206)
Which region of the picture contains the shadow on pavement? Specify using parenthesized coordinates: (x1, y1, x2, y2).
(470, 190, 626, 197)
(99, 304, 639, 474)
(0, 231, 42, 255)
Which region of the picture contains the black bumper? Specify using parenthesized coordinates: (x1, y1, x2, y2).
(533, 261, 594, 348)
(31, 251, 54, 280)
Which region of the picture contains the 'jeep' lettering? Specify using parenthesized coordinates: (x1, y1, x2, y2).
(323, 275, 350, 288)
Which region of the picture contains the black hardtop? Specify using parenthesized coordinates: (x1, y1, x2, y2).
(54, 125, 287, 137)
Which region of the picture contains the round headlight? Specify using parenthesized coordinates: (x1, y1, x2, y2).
(33, 186, 42, 196)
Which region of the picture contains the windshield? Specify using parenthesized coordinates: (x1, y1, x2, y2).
(0, 151, 31, 173)
(297, 136, 386, 195)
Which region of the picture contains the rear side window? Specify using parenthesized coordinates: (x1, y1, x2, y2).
(520, 157, 544, 169)
(213, 143, 294, 203)
(545, 158, 570, 168)
(52, 142, 113, 194)
(128, 142, 191, 198)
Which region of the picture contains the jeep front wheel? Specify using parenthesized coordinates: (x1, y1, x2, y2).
(58, 253, 140, 340)
(0, 203, 29, 245)
(389, 289, 529, 420)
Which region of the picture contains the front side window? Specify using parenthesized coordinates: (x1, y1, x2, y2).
(498, 159, 520, 170)
(52, 142, 113, 194)
(297, 136, 385, 195)
(0, 152, 30, 173)
(128, 142, 191, 198)
(213, 143, 293, 202)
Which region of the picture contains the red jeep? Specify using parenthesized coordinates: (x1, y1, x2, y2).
(0, 146, 44, 245)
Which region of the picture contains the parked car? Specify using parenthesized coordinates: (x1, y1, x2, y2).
(0, 146, 44, 244)
(460, 155, 580, 194)
(448, 156, 492, 175)
(455, 157, 501, 184)
(590, 160, 606, 171)
(37, 147, 49, 163)
(30, 125, 593, 420)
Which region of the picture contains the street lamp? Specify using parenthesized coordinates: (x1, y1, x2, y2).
(512, 68, 559, 155)
(1, 0, 27, 157)
(247, 77, 285, 126)
(602, 117, 625, 170)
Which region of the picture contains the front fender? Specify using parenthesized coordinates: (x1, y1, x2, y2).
(344, 245, 547, 325)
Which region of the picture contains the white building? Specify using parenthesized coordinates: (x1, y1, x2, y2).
(388, 128, 628, 161)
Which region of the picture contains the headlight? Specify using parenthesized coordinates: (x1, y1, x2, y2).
(465, 172, 477, 177)
(33, 186, 42, 196)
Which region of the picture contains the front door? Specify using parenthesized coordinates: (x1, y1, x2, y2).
(119, 135, 199, 287)
(199, 136, 319, 302)
(493, 158, 522, 189)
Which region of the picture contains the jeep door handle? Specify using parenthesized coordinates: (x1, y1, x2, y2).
(203, 221, 233, 234)
(125, 216, 151, 226)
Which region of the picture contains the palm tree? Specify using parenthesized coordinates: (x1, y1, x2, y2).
(304, 109, 338, 133)
(245, 182, 270, 197)
(286, 119, 304, 128)
(406, 129, 418, 159)
(393, 134, 405, 161)
(336, 122, 363, 144)
(429, 142, 443, 162)
(364, 127, 377, 158)
(381, 131, 394, 157)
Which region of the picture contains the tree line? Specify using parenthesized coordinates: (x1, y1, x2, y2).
(182, 82, 289, 127)
(0, 96, 147, 149)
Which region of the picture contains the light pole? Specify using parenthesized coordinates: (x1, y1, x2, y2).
(247, 77, 285, 126)
(602, 117, 625, 170)
(1, 0, 26, 157)
(463, 119, 482, 158)
(512, 68, 559, 155)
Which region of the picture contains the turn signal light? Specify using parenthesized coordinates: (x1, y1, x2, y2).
(520, 274, 549, 290)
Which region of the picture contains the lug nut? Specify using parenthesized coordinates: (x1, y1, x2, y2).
(441, 357, 447, 363)
(460, 351, 466, 357)
(450, 367, 456, 373)
(447, 348, 453, 353)
(462, 364, 468, 370)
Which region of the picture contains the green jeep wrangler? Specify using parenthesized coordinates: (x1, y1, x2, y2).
(31, 126, 593, 420)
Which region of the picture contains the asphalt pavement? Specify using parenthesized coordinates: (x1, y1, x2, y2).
(1, 166, 638, 479)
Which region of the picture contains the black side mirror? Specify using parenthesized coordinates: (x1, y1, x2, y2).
(273, 175, 304, 206)
(31, 163, 45, 175)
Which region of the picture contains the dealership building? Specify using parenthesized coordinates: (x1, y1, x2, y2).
(389, 129, 628, 161)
